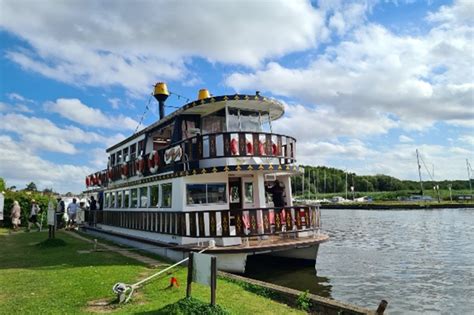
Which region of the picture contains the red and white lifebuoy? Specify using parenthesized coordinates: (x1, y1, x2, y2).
(230, 138, 239, 155)
(107, 168, 113, 180)
(258, 141, 265, 155)
(136, 156, 145, 176)
(246, 141, 253, 155)
(121, 163, 128, 179)
(272, 142, 279, 156)
(148, 150, 159, 174)
(95, 172, 102, 186)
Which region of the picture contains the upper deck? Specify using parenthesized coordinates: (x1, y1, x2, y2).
(85, 89, 298, 189)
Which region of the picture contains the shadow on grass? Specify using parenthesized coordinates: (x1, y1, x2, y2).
(135, 297, 229, 315)
(0, 230, 148, 270)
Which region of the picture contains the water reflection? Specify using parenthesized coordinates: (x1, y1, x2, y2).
(244, 255, 333, 298)
(243, 209, 474, 314)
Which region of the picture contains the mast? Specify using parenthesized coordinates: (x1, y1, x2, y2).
(345, 170, 348, 200)
(467, 159, 473, 194)
(416, 149, 424, 196)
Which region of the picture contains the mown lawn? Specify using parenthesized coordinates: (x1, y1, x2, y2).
(0, 229, 303, 314)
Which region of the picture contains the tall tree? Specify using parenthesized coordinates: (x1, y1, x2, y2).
(25, 182, 38, 192)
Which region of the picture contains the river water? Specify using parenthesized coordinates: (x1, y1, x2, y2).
(244, 209, 474, 314)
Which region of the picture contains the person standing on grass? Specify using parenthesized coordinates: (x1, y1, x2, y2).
(10, 200, 21, 231)
(27, 199, 42, 232)
(67, 198, 79, 230)
(56, 197, 65, 229)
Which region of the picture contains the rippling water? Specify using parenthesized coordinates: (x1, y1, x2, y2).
(245, 209, 474, 314)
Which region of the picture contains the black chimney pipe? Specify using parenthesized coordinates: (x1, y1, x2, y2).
(159, 101, 165, 120)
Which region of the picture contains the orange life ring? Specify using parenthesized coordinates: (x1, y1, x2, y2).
(230, 138, 239, 155)
(246, 141, 253, 155)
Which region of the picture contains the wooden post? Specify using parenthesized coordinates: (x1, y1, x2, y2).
(186, 253, 194, 298)
(376, 300, 388, 314)
(210, 256, 217, 306)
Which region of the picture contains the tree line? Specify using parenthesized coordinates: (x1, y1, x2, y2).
(292, 165, 472, 195)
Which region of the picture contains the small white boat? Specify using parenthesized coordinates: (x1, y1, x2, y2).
(83, 83, 328, 273)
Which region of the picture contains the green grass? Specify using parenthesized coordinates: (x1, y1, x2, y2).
(0, 231, 303, 315)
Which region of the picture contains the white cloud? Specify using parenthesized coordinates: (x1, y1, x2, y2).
(0, 0, 327, 94)
(108, 98, 120, 109)
(226, 1, 474, 131)
(7, 92, 35, 103)
(0, 113, 113, 154)
(44, 98, 138, 130)
(0, 135, 93, 193)
(399, 135, 414, 143)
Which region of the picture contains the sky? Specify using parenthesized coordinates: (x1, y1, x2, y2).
(0, 0, 472, 193)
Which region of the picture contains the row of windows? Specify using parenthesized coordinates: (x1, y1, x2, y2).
(105, 183, 172, 209)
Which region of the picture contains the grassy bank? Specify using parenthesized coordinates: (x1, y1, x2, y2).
(0, 229, 302, 315)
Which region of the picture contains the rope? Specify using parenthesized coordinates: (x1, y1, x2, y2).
(134, 95, 153, 133)
(115, 246, 211, 304)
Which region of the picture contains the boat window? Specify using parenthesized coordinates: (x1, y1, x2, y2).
(111, 192, 116, 208)
(123, 147, 129, 162)
(110, 154, 115, 166)
(187, 183, 226, 205)
(105, 193, 110, 208)
(182, 120, 197, 139)
(227, 108, 263, 132)
(138, 140, 145, 156)
(227, 108, 240, 132)
(244, 182, 254, 203)
(130, 143, 136, 160)
(117, 191, 123, 208)
(131, 188, 138, 208)
(150, 185, 159, 207)
(187, 184, 206, 205)
(161, 183, 172, 208)
(140, 186, 148, 207)
(207, 184, 227, 204)
(240, 110, 260, 132)
(117, 152, 122, 164)
(202, 109, 225, 134)
(124, 190, 130, 208)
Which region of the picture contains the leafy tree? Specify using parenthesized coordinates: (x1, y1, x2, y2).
(0, 177, 5, 192)
(25, 182, 37, 192)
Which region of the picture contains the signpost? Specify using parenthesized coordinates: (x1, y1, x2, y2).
(186, 252, 217, 305)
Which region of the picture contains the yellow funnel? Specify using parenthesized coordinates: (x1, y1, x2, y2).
(198, 89, 210, 100)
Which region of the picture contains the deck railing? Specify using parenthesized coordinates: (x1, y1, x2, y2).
(88, 131, 297, 185)
(89, 205, 321, 239)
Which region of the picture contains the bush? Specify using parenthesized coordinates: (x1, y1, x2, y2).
(296, 290, 312, 312)
(155, 297, 229, 315)
(2, 191, 54, 228)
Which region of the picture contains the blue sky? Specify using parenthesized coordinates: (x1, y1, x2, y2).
(0, 0, 472, 193)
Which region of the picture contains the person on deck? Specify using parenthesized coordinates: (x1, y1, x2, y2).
(10, 200, 21, 231)
(27, 199, 42, 232)
(88, 196, 97, 226)
(67, 198, 79, 230)
(265, 179, 285, 208)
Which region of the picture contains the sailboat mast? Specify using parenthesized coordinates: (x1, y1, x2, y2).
(416, 149, 424, 196)
(467, 159, 473, 194)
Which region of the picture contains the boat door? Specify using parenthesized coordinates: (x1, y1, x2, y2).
(229, 177, 242, 228)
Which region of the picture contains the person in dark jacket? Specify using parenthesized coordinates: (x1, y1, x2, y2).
(56, 197, 65, 229)
(265, 179, 285, 207)
(88, 196, 97, 226)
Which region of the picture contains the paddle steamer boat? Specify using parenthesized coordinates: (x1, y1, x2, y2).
(84, 83, 328, 272)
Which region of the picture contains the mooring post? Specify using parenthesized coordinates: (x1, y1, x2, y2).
(93, 239, 98, 251)
(186, 253, 194, 298)
(376, 300, 388, 314)
(210, 256, 217, 306)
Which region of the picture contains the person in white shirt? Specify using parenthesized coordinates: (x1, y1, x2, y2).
(67, 198, 79, 230)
